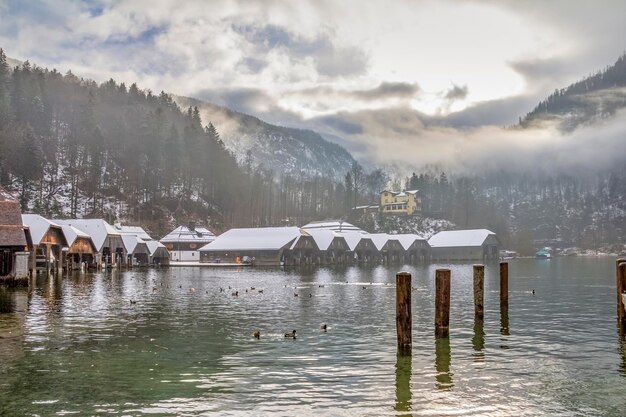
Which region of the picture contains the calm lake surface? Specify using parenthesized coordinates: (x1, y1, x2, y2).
(1, 257, 625, 416)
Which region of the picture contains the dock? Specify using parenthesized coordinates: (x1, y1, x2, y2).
(168, 261, 253, 267)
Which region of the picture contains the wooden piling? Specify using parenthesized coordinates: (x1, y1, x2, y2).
(473, 264, 484, 320)
(500, 262, 508, 307)
(435, 269, 451, 338)
(396, 271, 412, 355)
(618, 260, 626, 327)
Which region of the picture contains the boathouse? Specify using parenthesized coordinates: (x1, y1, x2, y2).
(160, 224, 215, 261)
(145, 241, 170, 266)
(22, 214, 68, 274)
(199, 227, 302, 266)
(284, 231, 318, 266)
(116, 225, 170, 265)
(54, 219, 125, 266)
(341, 232, 376, 263)
(0, 190, 30, 281)
(306, 230, 350, 264)
(301, 220, 365, 233)
(120, 235, 150, 266)
(428, 229, 499, 261)
(60, 224, 97, 269)
(395, 234, 430, 263)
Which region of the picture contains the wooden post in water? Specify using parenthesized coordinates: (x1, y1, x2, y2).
(435, 269, 451, 338)
(500, 262, 509, 308)
(396, 271, 412, 355)
(618, 260, 626, 327)
(473, 264, 484, 320)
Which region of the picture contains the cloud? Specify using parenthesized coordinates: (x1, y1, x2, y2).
(443, 84, 468, 101)
(311, 101, 626, 175)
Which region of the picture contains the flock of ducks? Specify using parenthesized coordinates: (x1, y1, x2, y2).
(129, 278, 332, 340)
(252, 324, 328, 340)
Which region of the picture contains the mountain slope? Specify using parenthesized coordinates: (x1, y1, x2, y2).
(520, 53, 626, 130)
(174, 96, 356, 180)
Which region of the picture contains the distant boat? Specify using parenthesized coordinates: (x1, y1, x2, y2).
(499, 250, 517, 260)
(536, 249, 551, 259)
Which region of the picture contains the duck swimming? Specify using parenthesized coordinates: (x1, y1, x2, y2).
(321, 323, 327, 331)
(284, 330, 297, 338)
(253, 331, 260, 339)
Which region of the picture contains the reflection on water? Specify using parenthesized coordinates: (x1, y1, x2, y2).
(472, 319, 485, 361)
(500, 305, 510, 336)
(0, 258, 625, 416)
(395, 354, 412, 415)
(619, 330, 626, 377)
(0, 287, 14, 313)
(434, 337, 453, 390)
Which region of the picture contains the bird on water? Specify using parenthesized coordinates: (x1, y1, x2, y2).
(321, 323, 327, 331)
(253, 331, 260, 339)
(284, 330, 297, 338)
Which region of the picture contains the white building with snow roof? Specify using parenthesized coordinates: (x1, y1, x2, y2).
(428, 229, 499, 261)
(199, 227, 303, 266)
(160, 224, 215, 261)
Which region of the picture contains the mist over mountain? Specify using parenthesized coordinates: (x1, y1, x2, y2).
(520, 53, 626, 130)
(174, 96, 356, 181)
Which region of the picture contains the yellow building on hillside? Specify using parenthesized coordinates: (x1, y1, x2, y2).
(380, 189, 421, 215)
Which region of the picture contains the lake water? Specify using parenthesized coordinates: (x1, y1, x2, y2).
(1, 258, 625, 416)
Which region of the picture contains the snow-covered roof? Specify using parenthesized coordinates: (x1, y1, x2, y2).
(22, 214, 65, 245)
(394, 234, 428, 251)
(428, 229, 496, 248)
(121, 235, 149, 254)
(305, 230, 346, 251)
(54, 219, 120, 251)
(301, 220, 364, 233)
(59, 224, 91, 247)
(368, 233, 391, 251)
(145, 240, 168, 257)
(340, 231, 372, 251)
(160, 226, 215, 243)
(200, 227, 302, 251)
(114, 225, 152, 240)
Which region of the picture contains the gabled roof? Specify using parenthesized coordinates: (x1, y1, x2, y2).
(160, 226, 215, 243)
(428, 229, 496, 248)
(54, 219, 120, 251)
(22, 214, 66, 246)
(200, 227, 301, 251)
(114, 225, 152, 241)
(368, 233, 391, 251)
(121, 235, 149, 254)
(394, 234, 428, 250)
(306, 230, 346, 251)
(340, 231, 372, 251)
(60, 224, 96, 250)
(0, 189, 27, 247)
(301, 220, 364, 233)
(145, 240, 168, 257)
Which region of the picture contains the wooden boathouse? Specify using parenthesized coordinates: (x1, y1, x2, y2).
(22, 214, 68, 274)
(428, 229, 499, 261)
(199, 227, 303, 266)
(0, 189, 30, 281)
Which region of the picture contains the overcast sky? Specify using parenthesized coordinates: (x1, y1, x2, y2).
(1, 0, 625, 171)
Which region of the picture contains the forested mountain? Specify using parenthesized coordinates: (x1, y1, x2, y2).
(174, 96, 356, 181)
(520, 53, 626, 130)
(0, 49, 373, 235)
